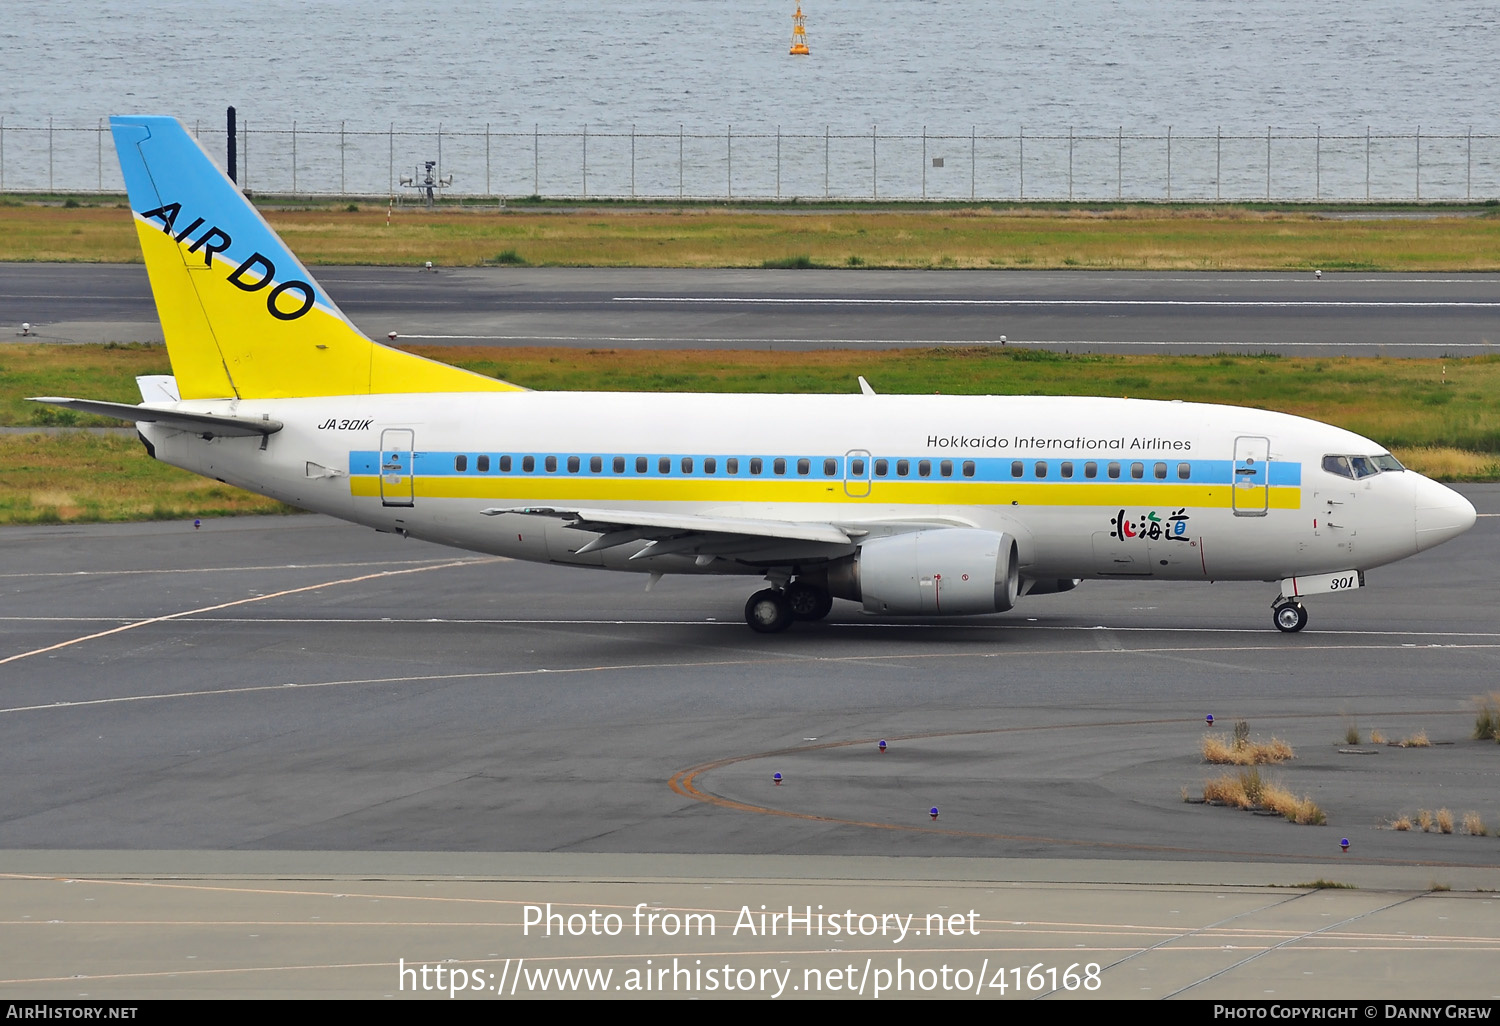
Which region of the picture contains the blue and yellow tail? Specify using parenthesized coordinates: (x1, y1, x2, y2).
(111, 116, 522, 400)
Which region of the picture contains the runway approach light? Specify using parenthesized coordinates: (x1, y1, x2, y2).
(1340, 838, 1349, 852)
(193, 519, 201, 530)
(1315, 269, 1323, 279)
(878, 739, 887, 753)
(929, 807, 939, 821)
(773, 772, 783, 785)
(1205, 714, 1214, 726)
(20, 323, 30, 336)
(388, 332, 399, 342)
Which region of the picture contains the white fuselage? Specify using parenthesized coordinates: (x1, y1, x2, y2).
(137, 391, 1471, 588)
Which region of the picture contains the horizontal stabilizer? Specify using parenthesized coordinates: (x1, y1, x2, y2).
(27, 397, 283, 438)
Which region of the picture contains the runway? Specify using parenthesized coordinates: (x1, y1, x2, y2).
(1, 490, 1497, 998)
(5, 264, 1500, 355)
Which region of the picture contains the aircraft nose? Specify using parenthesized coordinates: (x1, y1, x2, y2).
(1413, 476, 1477, 552)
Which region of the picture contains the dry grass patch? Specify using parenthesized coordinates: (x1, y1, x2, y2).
(1202, 720, 1295, 764)
(1398, 730, 1431, 748)
(1369, 729, 1387, 744)
(1199, 769, 1325, 825)
(1418, 809, 1435, 832)
(1462, 812, 1488, 836)
(1475, 693, 1500, 741)
(1391, 816, 1413, 831)
(1436, 808, 1455, 834)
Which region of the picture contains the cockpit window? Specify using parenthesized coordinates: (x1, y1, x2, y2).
(1323, 453, 1403, 480)
(1322, 455, 1353, 479)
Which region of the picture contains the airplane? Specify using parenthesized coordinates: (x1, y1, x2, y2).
(31, 116, 1478, 634)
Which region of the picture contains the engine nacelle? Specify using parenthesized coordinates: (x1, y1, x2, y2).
(827, 528, 1019, 616)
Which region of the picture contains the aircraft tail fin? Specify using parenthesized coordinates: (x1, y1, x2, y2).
(110, 115, 523, 400)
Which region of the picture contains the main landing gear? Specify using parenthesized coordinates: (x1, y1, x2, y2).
(745, 580, 833, 633)
(1272, 599, 1309, 633)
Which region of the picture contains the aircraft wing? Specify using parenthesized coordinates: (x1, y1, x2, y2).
(28, 397, 283, 438)
(481, 506, 862, 564)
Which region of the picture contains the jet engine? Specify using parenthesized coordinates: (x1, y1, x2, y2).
(826, 528, 1019, 616)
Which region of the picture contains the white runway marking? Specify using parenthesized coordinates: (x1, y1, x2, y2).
(396, 333, 1500, 349)
(0, 557, 485, 580)
(614, 296, 1500, 309)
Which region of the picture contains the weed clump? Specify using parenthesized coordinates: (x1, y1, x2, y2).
(1462, 812, 1488, 836)
(1475, 694, 1500, 741)
(1399, 730, 1431, 748)
(493, 249, 527, 265)
(1200, 769, 1324, 825)
(1202, 720, 1295, 765)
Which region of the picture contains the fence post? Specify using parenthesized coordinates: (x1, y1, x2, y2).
(1166, 125, 1172, 200)
(1215, 126, 1221, 201)
(582, 124, 587, 199)
(1415, 125, 1421, 200)
(727, 123, 732, 199)
(437, 122, 443, 198)
(486, 123, 491, 196)
(292, 120, 297, 195)
(1, 117, 5, 192)
(971, 125, 975, 201)
(679, 125, 684, 199)
(922, 126, 927, 199)
(1315, 124, 1320, 200)
(245, 119, 250, 191)
(1119, 126, 1124, 200)
(871, 124, 877, 200)
(534, 124, 539, 197)
(1265, 125, 1271, 200)
(1365, 126, 1370, 200)
(98, 117, 103, 192)
(1018, 124, 1024, 200)
(1467, 125, 1472, 200)
(341, 121, 346, 195)
(48, 116, 53, 193)
(631, 124, 636, 198)
(824, 125, 829, 198)
(776, 125, 781, 199)
(1067, 125, 1073, 201)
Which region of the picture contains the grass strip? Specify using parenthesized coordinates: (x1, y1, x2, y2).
(2, 343, 1496, 524)
(5, 202, 1500, 270)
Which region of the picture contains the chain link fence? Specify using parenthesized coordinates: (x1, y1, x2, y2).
(2, 118, 1496, 202)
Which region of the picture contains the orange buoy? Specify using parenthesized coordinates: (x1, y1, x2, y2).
(789, 4, 810, 55)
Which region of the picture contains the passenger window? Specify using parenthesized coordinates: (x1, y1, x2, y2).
(1154, 462, 1167, 480)
(1107, 462, 1120, 479)
(1177, 462, 1190, 480)
(750, 458, 763, 475)
(850, 458, 865, 476)
(940, 460, 953, 477)
(1034, 461, 1047, 479)
(918, 460, 932, 477)
(1061, 461, 1073, 479)
(726, 458, 739, 474)
(681, 457, 694, 474)
(704, 457, 717, 474)
(568, 456, 581, 473)
(896, 459, 910, 477)
(774, 458, 787, 475)
(522, 455, 535, 473)
(1011, 461, 1023, 478)
(874, 459, 888, 477)
(824, 458, 837, 476)
(590, 456, 602, 473)
(454, 454, 468, 472)
(659, 457, 671, 474)
(545, 455, 558, 473)
(499, 455, 512, 472)
(1085, 461, 1098, 479)
(613, 456, 625, 474)
(1131, 462, 1144, 479)
(797, 458, 810, 475)
(635, 456, 648, 474)
(477, 455, 490, 473)
(962, 460, 975, 478)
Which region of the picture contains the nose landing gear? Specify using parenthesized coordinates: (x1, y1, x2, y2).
(1273, 600, 1309, 633)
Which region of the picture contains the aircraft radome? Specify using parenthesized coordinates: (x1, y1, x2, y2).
(32, 117, 1477, 633)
